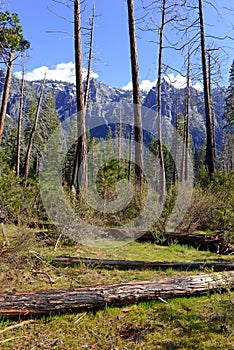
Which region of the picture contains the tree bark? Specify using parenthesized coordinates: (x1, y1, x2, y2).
(127, 0, 144, 192)
(71, 0, 88, 194)
(52, 256, 234, 271)
(0, 272, 233, 317)
(198, 0, 215, 176)
(0, 50, 14, 145)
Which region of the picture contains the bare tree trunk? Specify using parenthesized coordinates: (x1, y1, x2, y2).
(118, 105, 123, 180)
(198, 0, 215, 176)
(207, 51, 216, 160)
(23, 72, 46, 185)
(157, 0, 166, 201)
(16, 65, 25, 177)
(128, 125, 133, 182)
(71, 0, 88, 194)
(172, 92, 178, 184)
(0, 272, 233, 317)
(127, 0, 144, 192)
(84, 4, 95, 113)
(0, 51, 14, 145)
(181, 44, 191, 181)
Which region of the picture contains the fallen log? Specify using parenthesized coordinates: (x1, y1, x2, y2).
(136, 231, 231, 254)
(0, 271, 233, 317)
(51, 256, 234, 271)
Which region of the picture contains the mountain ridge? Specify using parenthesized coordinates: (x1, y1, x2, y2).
(0, 69, 227, 152)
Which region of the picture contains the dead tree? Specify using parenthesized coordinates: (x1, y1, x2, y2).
(16, 64, 25, 177)
(23, 72, 46, 185)
(71, 0, 88, 194)
(84, 3, 95, 113)
(156, 0, 167, 201)
(198, 0, 215, 176)
(127, 0, 144, 192)
(181, 43, 191, 181)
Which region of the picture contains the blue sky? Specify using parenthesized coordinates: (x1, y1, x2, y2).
(2, 0, 234, 90)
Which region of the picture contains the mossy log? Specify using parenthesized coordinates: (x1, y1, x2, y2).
(0, 272, 233, 317)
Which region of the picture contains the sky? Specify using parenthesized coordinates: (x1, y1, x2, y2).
(2, 0, 234, 91)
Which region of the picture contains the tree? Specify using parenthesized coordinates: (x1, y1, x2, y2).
(71, 0, 88, 194)
(181, 43, 191, 182)
(223, 60, 234, 130)
(0, 11, 29, 144)
(23, 73, 46, 184)
(198, 0, 215, 176)
(127, 0, 144, 193)
(84, 3, 95, 113)
(16, 64, 25, 177)
(156, 0, 167, 201)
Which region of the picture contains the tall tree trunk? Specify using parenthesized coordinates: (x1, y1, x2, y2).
(198, 0, 215, 176)
(157, 0, 166, 201)
(118, 105, 123, 180)
(23, 72, 46, 185)
(172, 93, 178, 184)
(84, 4, 95, 113)
(207, 51, 216, 160)
(0, 50, 14, 145)
(71, 0, 88, 194)
(182, 46, 191, 181)
(127, 0, 144, 192)
(128, 125, 132, 182)
(16, 66, 25, 177)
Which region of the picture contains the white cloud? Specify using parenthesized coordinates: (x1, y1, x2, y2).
(140, 79, 157, 92)
(165, 73, 203, 91)
(122, 79, 157, 92)
(122, 73, 203, 92)
(14, 62, 99, 83)
(164, 73, 187, 89)
(122, 81, 133, 91)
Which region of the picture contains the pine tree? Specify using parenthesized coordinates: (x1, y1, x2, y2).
(0, 11, 29, 144)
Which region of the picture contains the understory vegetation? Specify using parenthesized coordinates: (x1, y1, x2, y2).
(0, 225, 233, 349)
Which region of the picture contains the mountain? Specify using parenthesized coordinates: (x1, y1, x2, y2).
(0, 69, 227, 151)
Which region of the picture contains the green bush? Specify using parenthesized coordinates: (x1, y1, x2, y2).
(0, 151, 43, 223)
(178, 170, 234, 233)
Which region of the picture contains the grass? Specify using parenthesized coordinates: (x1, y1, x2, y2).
(0, 224, 233, 349)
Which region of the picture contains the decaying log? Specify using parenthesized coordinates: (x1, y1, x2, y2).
(100, 229, 231, 254)
(52, 256, 234, 271)
(0, 271, 233, 317)
(136, 231, 231, 254)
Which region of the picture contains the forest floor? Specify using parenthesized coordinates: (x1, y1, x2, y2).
(0, 224, 233, 349)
